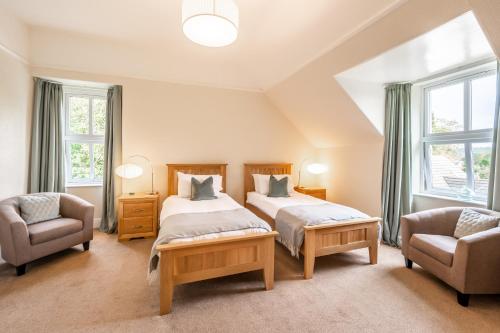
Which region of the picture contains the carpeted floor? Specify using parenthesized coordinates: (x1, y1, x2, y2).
(1, 232, 499, 333)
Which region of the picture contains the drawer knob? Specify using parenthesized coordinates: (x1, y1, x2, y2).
(134, 225, 143, 229)
(134, 209, 145, 212)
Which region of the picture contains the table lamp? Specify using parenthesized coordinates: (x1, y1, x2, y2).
(115, 155, 154, 195)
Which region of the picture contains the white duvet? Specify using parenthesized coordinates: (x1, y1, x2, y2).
(160, 193, 267, 243)
(246, 191, 326, 219)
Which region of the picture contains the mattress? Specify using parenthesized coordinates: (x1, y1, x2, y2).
(246, 191, 324, 219)
(160, 193, 267, 244)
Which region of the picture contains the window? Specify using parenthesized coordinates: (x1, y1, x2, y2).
(63, 87, 107, 185)
(422, 68, 496, 202)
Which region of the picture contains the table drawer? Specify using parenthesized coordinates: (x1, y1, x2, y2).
(122, 217, 153, 234)
(123, 202, 153, 218)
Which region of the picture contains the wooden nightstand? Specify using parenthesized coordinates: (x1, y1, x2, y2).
(294, 186, 326, 200)
(118, 193, 159, 241)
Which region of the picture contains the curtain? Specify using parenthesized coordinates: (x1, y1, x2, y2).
(28, 78, 65, 193)
(100, 86, 123, 233)
(488, 61, 500, 211)
(381, 83, 412, 247)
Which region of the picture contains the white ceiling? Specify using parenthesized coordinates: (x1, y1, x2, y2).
(335, 11, 495, 134)
(0, 0, 405, 90)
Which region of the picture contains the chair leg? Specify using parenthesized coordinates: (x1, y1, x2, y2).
(457, 291, 470, 307)
(83, 241, 90, 251)
(16, 264, 27, 276)
(405, 258, 413, 269)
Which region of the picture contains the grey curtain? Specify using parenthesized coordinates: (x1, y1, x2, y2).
(28, 78, 65, 193)
(100, 86, 122, 233)
(381, 83, 412, 247)
(488, 61, 500, 212)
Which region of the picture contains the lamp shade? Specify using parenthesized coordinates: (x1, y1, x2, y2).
(182, 0, 239, 47)
(307, 163, 328, 175)
(115, 163, 143, 179)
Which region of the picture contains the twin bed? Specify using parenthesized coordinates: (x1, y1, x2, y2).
(151, 163, 380, 315)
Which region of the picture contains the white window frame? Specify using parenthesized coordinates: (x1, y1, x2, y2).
(63, 86, 107, 186)
(421, 68, 495, 202)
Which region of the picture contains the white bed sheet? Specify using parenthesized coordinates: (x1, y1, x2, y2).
(246, 191, 324, 219)
(160, 193, 267, 244)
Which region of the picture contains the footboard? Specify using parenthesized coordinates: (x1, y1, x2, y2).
(156, 231, 278, 315)
(301, 218, 380, 279)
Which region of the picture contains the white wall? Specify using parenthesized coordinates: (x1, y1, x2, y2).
(0, 11, 31, 200)
(32, 67, 316, 214)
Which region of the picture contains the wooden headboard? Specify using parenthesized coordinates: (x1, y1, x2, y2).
(243, 163, 292, 201)
(167, 164, 227, 197)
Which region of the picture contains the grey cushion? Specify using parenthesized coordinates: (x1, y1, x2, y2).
(268, 175, 289, 198)
(18, 193, 61, 224)
(410, 234, 457, 267)
(454, 208, 500, 238)
(28, 218, 83, 245)
(191, 176, 217, 201)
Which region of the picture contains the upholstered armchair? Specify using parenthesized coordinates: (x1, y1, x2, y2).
(401, 207, 500, 306)
(0, 193, 94, 276)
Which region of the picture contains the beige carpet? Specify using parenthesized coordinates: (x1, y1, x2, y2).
(1, 232, 499, 333)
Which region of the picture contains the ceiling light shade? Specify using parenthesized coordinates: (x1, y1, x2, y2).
(307, 163, 328, 175)
(115, 163, 143, 179)
(182, 0, 239, 47)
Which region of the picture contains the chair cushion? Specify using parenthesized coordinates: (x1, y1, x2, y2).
(28, 218, 83, 245)
(18, 193, 60, 224)
(454, 208, 500, 238)
(410, 234, 457, 267)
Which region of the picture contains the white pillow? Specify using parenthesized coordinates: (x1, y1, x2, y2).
(177, 172, 223, 198)
(252, 174, 293, 195)
(454, 208, 500, 238)
(19, 193, 61, 224)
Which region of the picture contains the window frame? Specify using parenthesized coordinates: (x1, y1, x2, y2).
(421, 68, 495, 202)
(63, 86, 108, 186)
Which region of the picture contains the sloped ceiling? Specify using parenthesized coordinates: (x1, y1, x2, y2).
(335, 11, 495, 136)
(266, 0, 474, 148)
(2, 0, 499, 149)
(0, 0, 403, 91)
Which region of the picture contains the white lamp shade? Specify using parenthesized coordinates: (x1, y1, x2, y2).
(182, 0, 239, 47)
(115, 164, 143, 179)
(307, 163, 328, 175)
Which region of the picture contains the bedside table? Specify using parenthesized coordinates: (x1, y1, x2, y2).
(118, 193, 159, 241)
(294, 186, 326, 200)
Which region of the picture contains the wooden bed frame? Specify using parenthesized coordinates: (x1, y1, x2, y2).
(156, 164, 278, 315)
(244, 163, 380, 279)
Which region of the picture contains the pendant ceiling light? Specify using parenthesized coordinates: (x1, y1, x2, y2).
(182, 0, 239, 47)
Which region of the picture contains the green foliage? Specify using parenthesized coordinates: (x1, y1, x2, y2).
(70, 143, 90, 179)
(69, 97, 89, 134)
(431, 113, 462, 134)
(68, 96, 107, 182)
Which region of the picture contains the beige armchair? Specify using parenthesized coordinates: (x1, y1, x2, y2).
(0, 193, 94, 276)
(401, 207, 500, 307)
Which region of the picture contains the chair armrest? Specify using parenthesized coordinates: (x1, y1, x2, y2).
(400, 208, 461, 257)
(60, 194, 94, 240)
(452, 227, 500, 293)
(0, 204, 31, 266)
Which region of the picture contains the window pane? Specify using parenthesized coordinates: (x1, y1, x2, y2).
(93, 143, 105, 180)
(68, 96, 90, 134)
(92, 98, 106, 135)
(472, 142, 492, 198)
(429, 143, 467, 194)
(471, 74, 496, 130)
(70, 143, 90, 180)
(429, 83, 464, 133)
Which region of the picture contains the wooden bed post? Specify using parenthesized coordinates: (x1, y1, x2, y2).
(263, 236, 275, 290)
(303, 228, 316, 279)
(368, 222, 378, 265)
(159, 251, 174, 315)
